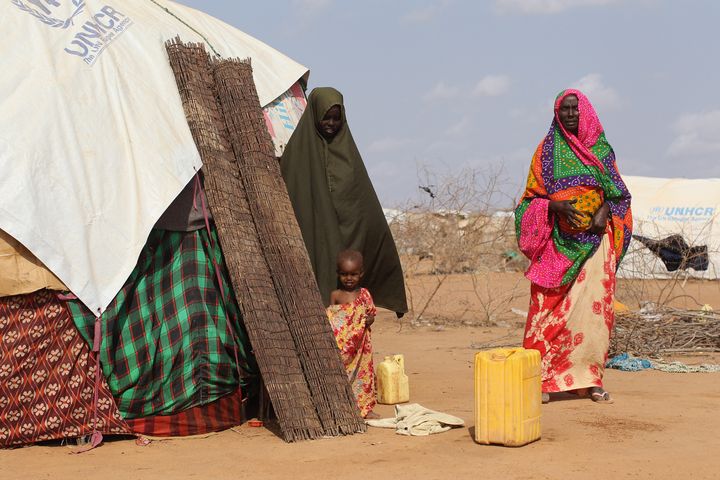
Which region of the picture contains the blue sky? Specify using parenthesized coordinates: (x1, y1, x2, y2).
(175, 0, 720, 208)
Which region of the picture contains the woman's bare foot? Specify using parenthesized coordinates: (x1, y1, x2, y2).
(542, 392, 550, 404)
(566, 387, 612, 403)
(589, 387, 613, 404)
(364, 411, 381, 419)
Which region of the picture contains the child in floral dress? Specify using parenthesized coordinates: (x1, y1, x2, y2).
(327, 250, 379, 419)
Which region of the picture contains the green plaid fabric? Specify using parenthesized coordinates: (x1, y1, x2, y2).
(68, 227, 258, 419)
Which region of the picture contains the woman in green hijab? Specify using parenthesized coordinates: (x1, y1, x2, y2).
(281, 87, 408, 316)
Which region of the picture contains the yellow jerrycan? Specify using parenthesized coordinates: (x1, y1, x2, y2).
(376, 354, 410, 404)
(474, 347, 541, 446)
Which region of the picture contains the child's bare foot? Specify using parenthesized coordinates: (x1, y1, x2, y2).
(364, 411, 381, 419)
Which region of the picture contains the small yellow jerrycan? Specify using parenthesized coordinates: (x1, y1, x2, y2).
(376, 354, 410, 404)
(474, 347, 541, 446)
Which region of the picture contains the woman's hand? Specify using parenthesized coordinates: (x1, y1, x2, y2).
(589, 203, 610, 235)
(365, 314, 375, 328)
(549, 199, 584, 228)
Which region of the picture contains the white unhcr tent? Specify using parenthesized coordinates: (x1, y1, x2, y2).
(0, 0, 308, 314)
(618, 175, 720, 280)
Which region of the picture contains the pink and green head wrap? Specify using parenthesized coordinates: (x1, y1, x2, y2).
(514, 89, 633, 288)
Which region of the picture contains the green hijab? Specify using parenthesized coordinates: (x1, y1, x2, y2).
(280, 87, 408, 314)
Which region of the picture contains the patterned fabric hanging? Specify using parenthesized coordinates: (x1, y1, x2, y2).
(0, 291, 128, 447)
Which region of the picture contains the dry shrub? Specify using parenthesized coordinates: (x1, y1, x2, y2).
(390, 167, 720, 328)
(610, 307, 720, 357)
(616, 218, 720, 310)
(389, 165, 528, 326)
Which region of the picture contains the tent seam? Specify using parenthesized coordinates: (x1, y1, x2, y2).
(148, 0, 221, 57)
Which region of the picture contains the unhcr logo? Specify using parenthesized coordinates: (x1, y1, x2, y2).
(648, 206, 716, 223)
(10, 0, 85, 29)
(12, 0, 133, 66)
(650, 206, 715, 217)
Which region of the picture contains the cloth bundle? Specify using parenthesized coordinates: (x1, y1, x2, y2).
(365, 403, 464, 436)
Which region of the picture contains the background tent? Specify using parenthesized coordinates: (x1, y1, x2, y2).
(0, 0, 307, 314)
(618, 175, 720, 279)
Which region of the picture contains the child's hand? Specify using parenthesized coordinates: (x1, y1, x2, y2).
(365, 315, 375, 328)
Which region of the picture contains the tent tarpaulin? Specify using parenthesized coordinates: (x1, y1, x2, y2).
(618, 175, 720, 279)
(0, 0, 308, 313)
(263, 81, 307, 157)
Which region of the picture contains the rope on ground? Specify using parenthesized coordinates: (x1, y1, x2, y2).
(606, 353, 720, 373)
(650, 361, 720, 373)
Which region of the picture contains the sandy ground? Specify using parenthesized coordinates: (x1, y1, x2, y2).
(2, 273, 719, 480)
(405, 271, 720, 326)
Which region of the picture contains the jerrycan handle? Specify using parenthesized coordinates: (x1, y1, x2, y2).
(390, 354, 405, 372)
(490, 349, 517, 362)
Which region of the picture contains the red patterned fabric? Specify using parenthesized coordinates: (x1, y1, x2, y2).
(523, 227, 616, 393)
(124, 389, 243, 437)
(0, 291, 128, 447)
(326, 288, 377, 418)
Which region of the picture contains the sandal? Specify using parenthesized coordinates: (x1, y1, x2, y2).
(589, 388, 613, 404)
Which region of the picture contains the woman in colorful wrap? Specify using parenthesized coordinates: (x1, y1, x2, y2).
(280, 87, 408, 317)
(515, 90, 632, 404)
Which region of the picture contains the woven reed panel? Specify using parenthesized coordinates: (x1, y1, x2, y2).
(210, 58, 365, 436)
(165, 39, 323, 441)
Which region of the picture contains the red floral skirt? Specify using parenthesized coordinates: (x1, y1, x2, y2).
(523, 229, 616, 393)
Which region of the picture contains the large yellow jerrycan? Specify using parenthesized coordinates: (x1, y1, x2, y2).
(474, 347, 541, 446)
(376, 354, 410, 404)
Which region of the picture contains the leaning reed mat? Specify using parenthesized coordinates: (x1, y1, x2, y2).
(165, 39, 323, 442)
(210, 57, 365, 436)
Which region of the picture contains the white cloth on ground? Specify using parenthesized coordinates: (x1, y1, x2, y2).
(365, 403, 465, 436)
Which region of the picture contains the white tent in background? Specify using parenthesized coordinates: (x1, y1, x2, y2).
(618, 175, 720, 280)
(0, 0, 308, 314)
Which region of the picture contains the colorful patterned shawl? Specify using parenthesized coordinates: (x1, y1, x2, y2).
(515, 89, 632, 288)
